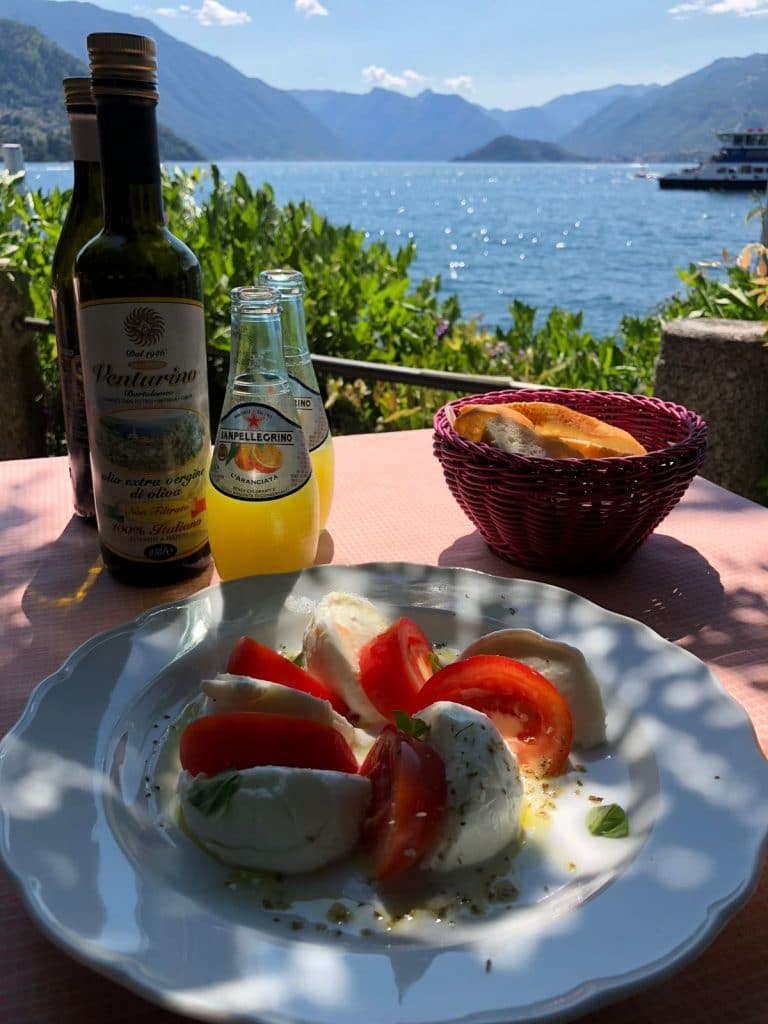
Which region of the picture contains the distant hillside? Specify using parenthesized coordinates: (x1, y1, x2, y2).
(0, 19, 199, 161)
(291, 87, 504, 160)
(0, 20, 82, 160)
(559, 54, 768, 159)
(454, 134, 584, 162)
(488, 84, 657, 143)
(0, 0, 350, 159)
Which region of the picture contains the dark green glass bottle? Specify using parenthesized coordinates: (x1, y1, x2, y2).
(50, 77, 102, 520)
(74, 33, 211, 584)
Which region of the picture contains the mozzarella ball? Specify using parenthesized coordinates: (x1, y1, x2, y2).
(200, 673, 359, 747)
(302, 592, 390, 728)
(419, 701, 523, 872)
(459, 628, 607, 749)
(178, 766, 371, 874)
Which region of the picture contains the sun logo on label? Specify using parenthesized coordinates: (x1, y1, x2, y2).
(124, 306, 165, 346)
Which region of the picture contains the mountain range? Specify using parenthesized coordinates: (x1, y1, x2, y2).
(0, 0, 766, 163)
(0, 20, 200, 161)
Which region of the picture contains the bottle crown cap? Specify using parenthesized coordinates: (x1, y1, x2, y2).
(62, 77, 96, 113)
(87, 33, 159, 101)
(259, 268, 305, 296)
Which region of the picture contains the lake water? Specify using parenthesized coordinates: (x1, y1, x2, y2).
(24, 160, 763, 336)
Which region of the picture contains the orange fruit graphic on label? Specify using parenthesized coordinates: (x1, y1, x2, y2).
(234, 443, 284, 473)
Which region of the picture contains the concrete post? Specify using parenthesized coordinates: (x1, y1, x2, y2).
(0, 267, 48, 459)
(654, 317, 768, 503)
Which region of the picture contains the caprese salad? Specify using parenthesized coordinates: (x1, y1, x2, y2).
(173, 591, 609, 882)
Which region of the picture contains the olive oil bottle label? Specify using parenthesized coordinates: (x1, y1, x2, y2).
(77, 299, 210, 564)
(289, 374, 330, 451)
(209, 402, 312, 501)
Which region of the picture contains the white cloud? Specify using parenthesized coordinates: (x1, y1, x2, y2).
(403, 69, 428, 86)
(669, 0, 768, 14)
(196, 0, 250, 25)
(362, 65, 408, 89)
(668, 1, 706, 14)
(444, 74, 474, 93)
(145, 0, 250, 24)
(361, 65, 430, 91)
(707, 0, 768, 12)
(296, 0, 329, 15)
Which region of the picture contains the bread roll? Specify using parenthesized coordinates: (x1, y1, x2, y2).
(453, 404, 534, 443)
(507, 401, 647, 456)
(481, 411, 584, 458)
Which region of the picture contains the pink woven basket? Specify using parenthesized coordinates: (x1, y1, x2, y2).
(433, 388, 708, 573)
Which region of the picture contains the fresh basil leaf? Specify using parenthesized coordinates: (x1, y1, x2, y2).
(187, 770, 242, 817)
(393, 710, 431, 740)
(586, 803, 629, 838)
(429, 650, 443, 673)
(289, 651, 304, 667)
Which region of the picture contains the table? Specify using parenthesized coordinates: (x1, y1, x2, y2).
(1, 429, 766, 1024)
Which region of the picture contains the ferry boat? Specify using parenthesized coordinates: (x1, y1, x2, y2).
(658, 127, 768, 191)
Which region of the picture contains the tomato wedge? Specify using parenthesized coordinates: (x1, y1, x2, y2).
(412, 655, 573, 777)
(358, 617, 434, 721)
(179, 712, 359, 776)
(226, 636, 348, 716)
(359, 725, 446, 879)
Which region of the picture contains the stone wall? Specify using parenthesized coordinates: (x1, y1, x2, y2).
(0, 268, 47, 459)
(654, 317, 768, 503)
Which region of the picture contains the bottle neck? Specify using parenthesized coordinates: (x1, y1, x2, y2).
(70, 159, 103, 217)
(68, 111, 100, 164)
(279, 295, 310, 360)
(229, 311, 289, 391)
(95, 95, 164, 232)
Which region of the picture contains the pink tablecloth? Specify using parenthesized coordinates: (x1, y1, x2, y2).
(0, 429, 766, 1023)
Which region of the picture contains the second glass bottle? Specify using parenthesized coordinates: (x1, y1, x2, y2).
(51, 77, 102, 521)
(258, 268, 335, 529)
(206, 286, 320, 579)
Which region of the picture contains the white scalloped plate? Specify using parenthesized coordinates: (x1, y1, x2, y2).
(1, 563, 766, 1024)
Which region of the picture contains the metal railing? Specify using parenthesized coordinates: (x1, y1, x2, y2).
(20, 315, 541, 395)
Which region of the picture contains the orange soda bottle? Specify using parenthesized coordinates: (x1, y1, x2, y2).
(206, 285, 319, 579)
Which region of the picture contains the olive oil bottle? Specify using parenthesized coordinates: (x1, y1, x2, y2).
(74, 33, 211, 584)
(50, 78, 103, 520)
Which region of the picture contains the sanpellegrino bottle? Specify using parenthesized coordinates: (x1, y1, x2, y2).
(258, 268, 335, 528)
(74, 33, 211, 584)
(206, 286, 319, 580)
(50, 77, 102, 520)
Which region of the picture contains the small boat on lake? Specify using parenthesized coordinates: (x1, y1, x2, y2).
(659, 127, 768, 191)
(631, 166, 658, 180)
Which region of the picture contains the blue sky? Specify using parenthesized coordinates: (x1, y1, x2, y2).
(93, 0, 767, 108)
